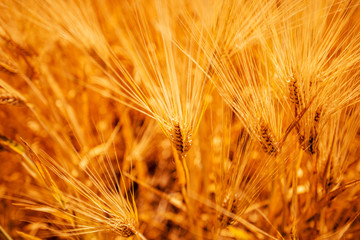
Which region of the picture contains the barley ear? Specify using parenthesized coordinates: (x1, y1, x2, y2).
(171, 121, 192, 157)
(0, 88, 25, 106)
(257, 119, 278, 155)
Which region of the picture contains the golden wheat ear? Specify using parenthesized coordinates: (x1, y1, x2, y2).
(0, 77, 27, 106)
(0, 88, 25, 106)
(7, 137, 142, 239)
(170, 120, 192, 157)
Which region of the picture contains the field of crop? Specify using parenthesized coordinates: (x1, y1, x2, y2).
(0, 0, 360, 239)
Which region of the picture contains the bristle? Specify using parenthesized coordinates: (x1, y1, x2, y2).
(0, 0, 360, 239)
(0, 55, 18, 74)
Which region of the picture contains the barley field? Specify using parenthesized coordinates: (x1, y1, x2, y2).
(0, 0, 360, 239)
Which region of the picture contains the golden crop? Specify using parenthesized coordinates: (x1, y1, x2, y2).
(0, 0, 360, 239)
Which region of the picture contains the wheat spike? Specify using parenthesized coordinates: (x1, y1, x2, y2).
(288, 72, 303, 115)
(314, 107, 321, 124)
(218, 193, 240, 226)
(112, 223, 135, 238)
(257, 120, 278, 154)
(1, 0, 360, 239)
(171, 121, 192, 157)
(0, 88, 24, 105)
